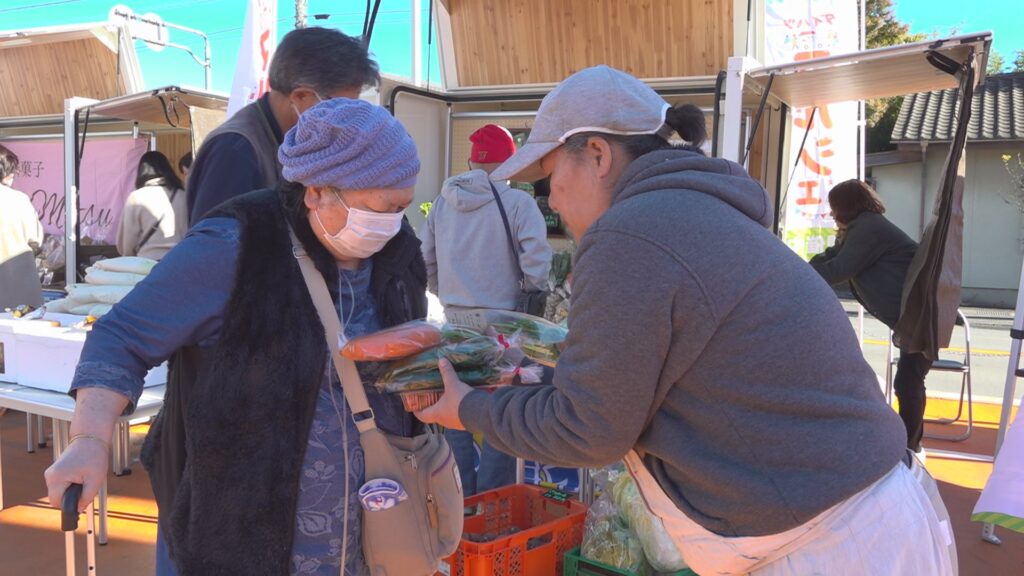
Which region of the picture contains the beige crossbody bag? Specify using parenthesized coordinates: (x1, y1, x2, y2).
(290, 230, 463, 576)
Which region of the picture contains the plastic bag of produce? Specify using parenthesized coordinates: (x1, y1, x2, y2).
(445, 308, 567, 367)
(84, 267, 148, 286)
(611, 473, 688, 572)
(381, 335, 507, 380)
(66, 283, 134, 305)
(69, 302, 97, 315)
(383, 361, 542, 394)
(44, 298, 74, 313)
(88, 304, 113, 317)
(93, 256, 157, 275)
(582, 469, 649, 574)
(341, 320, 443, 361)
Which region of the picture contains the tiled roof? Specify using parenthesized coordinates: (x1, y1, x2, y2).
(891, 72, 1024, 142)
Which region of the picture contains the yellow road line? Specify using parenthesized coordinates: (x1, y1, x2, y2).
(862, 338, 1011, 357)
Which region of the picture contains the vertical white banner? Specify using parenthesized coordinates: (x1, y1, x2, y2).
(765, 0, 861, 259)
(227, 0, 278, 117)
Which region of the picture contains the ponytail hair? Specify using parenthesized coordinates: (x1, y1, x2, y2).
(563, 103, 707, 160)
(664, 104, 707, 148)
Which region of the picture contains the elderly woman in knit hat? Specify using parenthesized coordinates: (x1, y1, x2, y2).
(45, 98, 428, 576)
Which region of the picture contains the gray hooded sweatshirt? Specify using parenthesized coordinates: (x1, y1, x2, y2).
(421, 169, 552, 310)
(460, 149, 906, 538)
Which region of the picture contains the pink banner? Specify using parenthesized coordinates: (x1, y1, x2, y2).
(0, 138, 149, 245)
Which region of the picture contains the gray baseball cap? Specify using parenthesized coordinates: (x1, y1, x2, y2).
(492, 65, 670, 182)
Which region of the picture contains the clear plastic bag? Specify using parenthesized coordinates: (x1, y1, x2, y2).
(382, 362, 542, 394)
(341, 320, 443, 361)
(368, 323, 542, 395)
(611, 473, 688, 573)
(40, 233, 65, 271)
(445, 308, 568, 367)
(92, 256, 157, 275)
(582, 467, 649, 574)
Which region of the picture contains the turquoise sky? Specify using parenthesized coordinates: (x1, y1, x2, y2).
(0, 0, 1019, 94)
(0, 0, 440, 93)
(892, 0, 1021, 69)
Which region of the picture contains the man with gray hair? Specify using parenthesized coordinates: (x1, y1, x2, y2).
(188, 27, 379, 223)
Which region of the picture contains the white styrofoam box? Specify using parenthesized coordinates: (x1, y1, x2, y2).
(13, 328, 82, 392)
(40, 312, 89, 327)
(0, 320, 19, 383)
(9, 323, 167, 393)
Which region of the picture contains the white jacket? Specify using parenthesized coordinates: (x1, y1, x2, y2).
(420, 169, 551, 310)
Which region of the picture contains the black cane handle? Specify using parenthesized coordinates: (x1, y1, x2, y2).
(61, 483, 83, 532)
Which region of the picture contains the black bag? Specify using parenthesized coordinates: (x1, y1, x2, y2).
(489, 181, 549, 317)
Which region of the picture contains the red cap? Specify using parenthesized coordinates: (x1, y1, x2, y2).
(469, 124, 516, 163)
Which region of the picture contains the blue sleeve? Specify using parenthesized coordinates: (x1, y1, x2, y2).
(70, 218, 241, 412)
(188, 134, 262, 224)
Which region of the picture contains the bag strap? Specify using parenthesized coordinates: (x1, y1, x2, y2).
(489, 180, 525, 287)
(288, 227, 378, 434)
(135, 188, 179, 254)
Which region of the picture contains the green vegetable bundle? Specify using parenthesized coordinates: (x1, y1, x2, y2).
(379, 364, 516, 394)
(488, 314, 567, 367)
(374, 323, 545, 395)
(377, 336, 508, 393)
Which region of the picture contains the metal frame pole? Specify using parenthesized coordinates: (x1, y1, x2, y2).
(981, 254, 1024, 544)
(722, 56, 748, 163)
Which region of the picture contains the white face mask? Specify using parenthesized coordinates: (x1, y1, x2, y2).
(315, 189, 403, 259)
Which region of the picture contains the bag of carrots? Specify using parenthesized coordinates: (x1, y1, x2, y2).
(341, 320, 443, 361)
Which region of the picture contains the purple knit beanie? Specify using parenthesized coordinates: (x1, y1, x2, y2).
(278, 98, 420, 189)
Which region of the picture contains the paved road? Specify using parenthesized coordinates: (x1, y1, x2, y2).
(840, 301, 1021, 404)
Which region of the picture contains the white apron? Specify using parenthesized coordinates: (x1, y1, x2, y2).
(623, 451, 957, 576)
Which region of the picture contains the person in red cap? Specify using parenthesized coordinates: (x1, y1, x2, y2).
(420, 123, 551, 495)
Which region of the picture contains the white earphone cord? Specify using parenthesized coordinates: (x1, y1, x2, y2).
(328, 271, 357, 575)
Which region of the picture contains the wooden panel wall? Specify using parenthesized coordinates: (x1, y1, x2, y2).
(0, 40, 122, 117)
(155, 131, 194, 181)
(447, 0, 733, 86)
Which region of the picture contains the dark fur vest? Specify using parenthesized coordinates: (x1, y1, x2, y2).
(141, 186, 427, 575)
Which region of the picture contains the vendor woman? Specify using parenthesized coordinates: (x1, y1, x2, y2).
(418, 66, 957, 576)
(45, 98, 428, 576)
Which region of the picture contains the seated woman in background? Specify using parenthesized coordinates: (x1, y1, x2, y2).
(117, 151, 187, 260)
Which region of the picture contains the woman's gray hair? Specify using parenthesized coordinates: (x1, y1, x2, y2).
(268, 27, 380, 96)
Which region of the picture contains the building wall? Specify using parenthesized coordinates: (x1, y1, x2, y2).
(444, 0, 734, 87)
(872, 142, 1024, 307)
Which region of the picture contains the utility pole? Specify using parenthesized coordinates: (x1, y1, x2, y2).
(295, 0, 307, 28)
(412, 0, 422, 85)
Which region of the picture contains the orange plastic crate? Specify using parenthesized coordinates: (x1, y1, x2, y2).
(437, 484, 587, 576)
